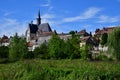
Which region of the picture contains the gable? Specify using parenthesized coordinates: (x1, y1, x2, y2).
(38, 23, 52, 32)
(29, 24, 38, 33)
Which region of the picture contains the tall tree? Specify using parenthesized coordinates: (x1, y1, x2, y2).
(65, 34, 80, 59)
(101, 33, 108, 45)
(18, 37, 28, 59)
(34, 42, 49, 59)
(108, 28, 120, 60)
(48, 34, 65, 59)
(9, 33, 28, 61)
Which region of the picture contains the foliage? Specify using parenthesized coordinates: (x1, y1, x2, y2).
(96, 54, 109, 61)
(65, 35, 81, 59)
(108, 28, 120, 61)
(33, 43, 49, 59)
(48, 34, 66, 59)
(69, 31, 76, 35)
(0, 46, 9, 58)
(9, 33, 28, 61)
(101, 33, 108, 45)
(0, 59, 120, 80)
(80, 45, 92, 60)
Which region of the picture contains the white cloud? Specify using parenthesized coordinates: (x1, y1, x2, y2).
(4, 11, 14, 16)
(41, 3, 50, 7)
(62, 7, 101, 22)
(41, 13, 55, 19)
(98, 15, 119, 23)
(0, 18, 27, 37)
(41, 0, 51, 7)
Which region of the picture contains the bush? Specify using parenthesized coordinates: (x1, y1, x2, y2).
(96, 54, 109, 61)
(0, 46, 9, 58)
(33, 43, 49, 59)
(9, 34, 28, 61)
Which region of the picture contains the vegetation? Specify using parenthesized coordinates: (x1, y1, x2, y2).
(108, 28, 120, 61)
(0, 31, 120, 79)
(0, 59, 120, 80)
(9, 33, 28, 61)
(101, 33, 108, 45)
(33, 42, 49, 59)
(80, 45, 91, 60)
(48, 34, 66, 59)
(0, 46, 9, 58)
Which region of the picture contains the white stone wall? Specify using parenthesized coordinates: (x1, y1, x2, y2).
(1, 43, 9, 46)
(59, 34, 71, 41)
(37, 36, 52, 45)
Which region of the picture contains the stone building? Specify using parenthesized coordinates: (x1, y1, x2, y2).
(26, 10, 72, 51)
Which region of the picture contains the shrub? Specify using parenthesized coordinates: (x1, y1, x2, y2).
(0, 46, 9, 58)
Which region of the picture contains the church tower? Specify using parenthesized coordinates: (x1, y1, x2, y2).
(37, 10, 41, 25)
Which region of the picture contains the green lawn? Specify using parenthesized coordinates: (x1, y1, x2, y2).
(0, 59, 120, 80)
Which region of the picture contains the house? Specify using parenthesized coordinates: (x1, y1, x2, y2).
(58, 33, 72, 41)
(94, 27, 120, 37)
(0, 35, 9, 46)
(77, 29, 90, 38)
(80, 36, 99, 47)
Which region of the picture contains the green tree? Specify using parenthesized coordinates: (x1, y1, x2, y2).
(9, 33, 28, 61)
(101, 33, 108, 45)
(19, 37, 28, 59)
(65, 35, 80, 59)
(0, 46, 9, 58)
(34, 43, 49, 59)
(48, 34, 65, 59)
(80, 44, 92, 60)
(69, 31, 75, 35)
(108, 28, 120, 60)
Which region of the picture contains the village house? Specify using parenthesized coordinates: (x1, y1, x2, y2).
(0, 35, 9, 46)
(94, 27, 120, 52)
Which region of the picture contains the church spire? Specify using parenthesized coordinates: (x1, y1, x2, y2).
(37, 9, 41, 25)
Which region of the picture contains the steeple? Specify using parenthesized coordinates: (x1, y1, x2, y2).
(37, 10, 41, 25)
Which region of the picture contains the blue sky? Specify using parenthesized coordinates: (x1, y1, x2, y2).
(0, 0, 120, 37)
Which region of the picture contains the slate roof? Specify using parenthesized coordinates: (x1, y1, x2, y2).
(38, 23, 52, 32)
(29, 24, 38, 33)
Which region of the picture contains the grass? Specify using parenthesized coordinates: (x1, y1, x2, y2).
(0, 59, 120, 80)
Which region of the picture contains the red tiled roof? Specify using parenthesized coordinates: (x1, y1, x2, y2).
(95, 27, 120, 35)
(28, 42, 34, 47)
(81, 36, 90, 42)
(78, 29, 86, 34)
(1, 35, 9, 43)
(39, 32, 55, 37)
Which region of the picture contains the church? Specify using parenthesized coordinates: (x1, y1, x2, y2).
(26, 10, 55, 42)
(26, 10, 56, 51)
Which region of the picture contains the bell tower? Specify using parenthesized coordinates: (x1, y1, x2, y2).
(37, 10, 41, 25)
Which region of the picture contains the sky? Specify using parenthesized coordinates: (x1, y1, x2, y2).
(0, 0, 120, 37)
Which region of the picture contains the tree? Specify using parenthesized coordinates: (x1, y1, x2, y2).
(101, 33, 108, 45)
(108, 28, 120, 60)
(18, 37, 28, 59)
(80, 44, 92, 60)
(69, 31, 75, 35)
(9, 33, 28, 61)
(0, 46, 9, 58)
(48, 34, 65, 59)
(65, 34, 80, 59)
(33, 42, 49, 59)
